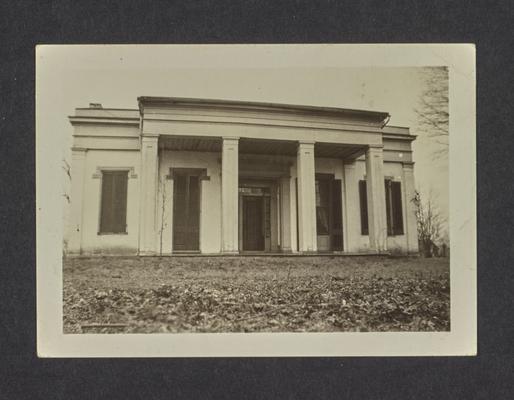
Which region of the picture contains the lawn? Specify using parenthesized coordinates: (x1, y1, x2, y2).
(63, 255, 450, 333)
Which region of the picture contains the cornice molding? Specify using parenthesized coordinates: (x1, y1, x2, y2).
(138, 96, 390, 126)
(92, 166, 137, 179)
(69, 116, 140, 127)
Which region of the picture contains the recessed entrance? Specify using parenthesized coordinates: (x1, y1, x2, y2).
(315, 173, 344, 252)
(242, 196, 265, 251)
(172, 169, 201, 252)
(239, 185, 273, 252)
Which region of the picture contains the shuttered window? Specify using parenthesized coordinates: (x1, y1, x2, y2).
(99, 170, 128, 234)
(385, 179, 404, 235)
(172, 170, 201, 251)
(315, 179, 330, 235)
(359, 179, 404, 236)
(331, 179, 344, 250)
(359, 180, 369, 235)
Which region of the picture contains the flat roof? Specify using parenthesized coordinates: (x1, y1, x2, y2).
(138, 96, 390, 125)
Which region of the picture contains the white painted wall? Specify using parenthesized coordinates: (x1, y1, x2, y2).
(344, 159, 417, 253)
(71, 148, 416, 255)
(79, 150, 141, 254)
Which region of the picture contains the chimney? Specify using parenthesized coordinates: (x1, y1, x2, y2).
(89, 103, 103, 109)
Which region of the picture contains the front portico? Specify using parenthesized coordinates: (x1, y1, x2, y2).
(137, 96, 391, 255)
(67, 97, 418, 256)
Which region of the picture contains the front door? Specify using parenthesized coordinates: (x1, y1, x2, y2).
(242, 196, 264, 251)
(173, 172, 200, 251)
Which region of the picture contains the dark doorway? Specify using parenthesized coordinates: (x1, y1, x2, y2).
(315, 174, 344, 252)
(242, 196, 265, 251)
(173, 171, 200, 251)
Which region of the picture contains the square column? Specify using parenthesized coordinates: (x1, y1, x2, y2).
(279, 176, 292, 252)
(221, 137, 239, 253)
(139, 134, 159, 255)
(402, 162, 420, 254)
(296, 141, 317, 253)
(67, 147, 86, 254)
(365, 145, 388, 252)
(343, 161, 360, 252)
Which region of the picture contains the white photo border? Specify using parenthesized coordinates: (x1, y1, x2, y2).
(36, 44, 476, 357)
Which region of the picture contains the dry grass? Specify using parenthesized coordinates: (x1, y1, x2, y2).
(63, 255, 450, 333)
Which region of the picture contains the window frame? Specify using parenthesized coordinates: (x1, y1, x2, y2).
(358, 178, 404, 237)
(385, 179, 404, 236)
(170, 167, 208, 252)
(97, 169, 130, 235)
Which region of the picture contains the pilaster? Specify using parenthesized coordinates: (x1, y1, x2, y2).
(139, 134, 159, 255)
(279, 176, 292, 252)
(402, 162, 419, 254)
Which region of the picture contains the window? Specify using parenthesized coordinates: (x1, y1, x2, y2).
(314, 174, 344, 251)
(172, 169, 202, 251)
(99, 170, 128, 234)
(359, 180, 369, 235)
(385, 179, 404, 235)
(315, 179, 330, 235)
(331, 179, 344, 250)
(358, 179, 404, 236)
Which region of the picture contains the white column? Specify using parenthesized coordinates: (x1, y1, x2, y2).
(289, 165, 298, 253)
(365, 145, 387, 252)
(139, 134, 159, 255)
(280, 176, 292, 252)
(402, 162, 419, 254)
(221, 137, 239, 253)
(296, 141, 317, 253)
(343, 161, 360, 252)
(67, 147, 86, 254)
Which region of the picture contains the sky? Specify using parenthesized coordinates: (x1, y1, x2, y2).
(37, 45, 449, 238)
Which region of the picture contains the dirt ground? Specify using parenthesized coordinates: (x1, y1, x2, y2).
(63, 255, 450, 333)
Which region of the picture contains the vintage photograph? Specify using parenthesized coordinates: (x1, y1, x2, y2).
(36, 45, 475, 356)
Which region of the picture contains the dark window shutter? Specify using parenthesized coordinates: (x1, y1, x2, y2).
(172, 174, 188, 249)
(385, 180, 393, 236)
(331, 179, 343, 250)
(113, 172, 128, 233)
(359, 180, 368, 235)
(172, 171, 202, 251)
(315, 179, 330, 235)
(100, 173, 114, 233)
(188, 175, 200, 249)
(391, 181, 404, 235)
(100, 171, 128, 233)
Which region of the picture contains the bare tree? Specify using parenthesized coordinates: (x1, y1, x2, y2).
(62, 158, 71, 203)
(411, 190, 444, 257)
(158, 176, 169, 256)
(415, 67, 449, 159)
(62, 158, 72, 256)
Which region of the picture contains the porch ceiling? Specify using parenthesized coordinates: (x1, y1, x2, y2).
(159, 136, 367, 159)
(315, 142, 366, 159)
(239, 138, 297, 156)
(159, 136, 221, 152)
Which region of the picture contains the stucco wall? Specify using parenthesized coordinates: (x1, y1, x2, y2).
(71, 149, 416, 255)
(79, 150, 141, 254)
(68, 102, 418, 256)
(344, 159, 417, 253)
